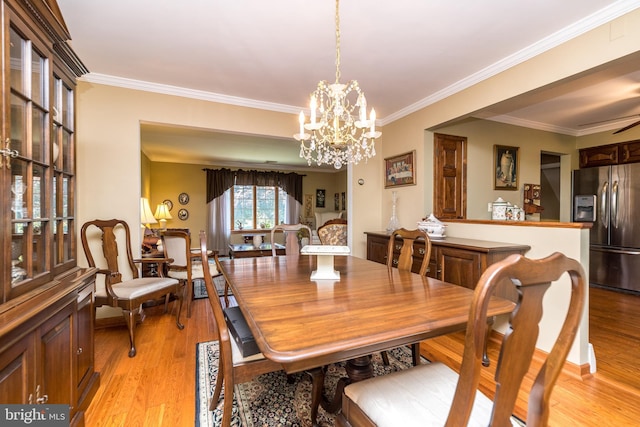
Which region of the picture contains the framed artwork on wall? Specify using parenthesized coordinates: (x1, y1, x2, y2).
(384, 150, 416, 188)
(316, 189, 325, 208)
(334, 193, 339, 211)
(304, 194, 313, 218)
(494, 145, 519, 190)
(341, 192, 346, 211)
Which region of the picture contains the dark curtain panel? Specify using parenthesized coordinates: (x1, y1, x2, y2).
(279, 172, 303, 204)
(205, 168, 303, 204)
(206, 168, 235, 202)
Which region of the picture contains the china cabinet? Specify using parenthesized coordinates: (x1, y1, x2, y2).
(0, 1, 97, 425)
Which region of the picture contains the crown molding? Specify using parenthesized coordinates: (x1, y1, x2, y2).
(79, 73, 301, 115)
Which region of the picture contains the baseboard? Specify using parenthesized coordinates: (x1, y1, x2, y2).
(421, 330, 590, 382)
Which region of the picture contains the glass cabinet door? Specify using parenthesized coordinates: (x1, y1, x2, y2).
(5, 22, 52, 299)
(52, 76, 75, 269)
(1, 3, 83, 304)
(0, 0, 86, 309)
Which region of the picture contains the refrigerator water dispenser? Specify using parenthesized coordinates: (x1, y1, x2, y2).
(573, 195, 596, 222)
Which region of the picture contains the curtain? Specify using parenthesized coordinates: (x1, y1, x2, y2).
(208, 189, 230, 255)
(205, 168, 304, 253)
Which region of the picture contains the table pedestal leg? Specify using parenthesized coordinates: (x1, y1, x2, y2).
(312, 354, 373, 420)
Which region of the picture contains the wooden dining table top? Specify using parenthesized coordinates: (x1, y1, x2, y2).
(219, 254, 515, 373)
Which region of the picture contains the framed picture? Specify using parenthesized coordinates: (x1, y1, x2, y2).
(341, 192, 346, 211)
(304, 194, 313, 218)
(334, 193, 339, 211)
(384, 150, 416, 188)
(494, 145, 519, 190)
(316, 189, 325, 208)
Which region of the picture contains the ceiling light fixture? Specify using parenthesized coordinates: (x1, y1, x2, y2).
(294, 0, 381, 169)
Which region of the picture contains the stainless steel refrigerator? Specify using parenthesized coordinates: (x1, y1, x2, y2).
(572, 163, 640, 293)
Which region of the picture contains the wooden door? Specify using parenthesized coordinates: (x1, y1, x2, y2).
(434, 133, 467, 219)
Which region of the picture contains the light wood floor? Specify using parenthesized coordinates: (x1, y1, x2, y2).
(85, 286, 640, 426)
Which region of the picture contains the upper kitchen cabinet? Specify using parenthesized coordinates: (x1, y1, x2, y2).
(579, 140, 640, 168)
(578, 144, 619, 168)
(2, 0, 88, 302)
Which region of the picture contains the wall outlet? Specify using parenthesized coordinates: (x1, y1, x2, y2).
(487, 202, 493, 212)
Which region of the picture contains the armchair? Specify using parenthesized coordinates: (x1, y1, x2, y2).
(161, 229, 221, 317)
(81, 219, 184, 357)
(317, 218, 348, 246)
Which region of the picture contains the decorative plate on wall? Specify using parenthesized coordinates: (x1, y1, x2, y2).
(178, 208, 189, 220)
(162, 199, 173, 211)
(178, 192, 190, 205)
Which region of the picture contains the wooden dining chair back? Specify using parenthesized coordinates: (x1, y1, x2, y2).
(270, 223, 312, 256)
(382, 228, 431, 365)
(318, 218, 348, 245)
(337, 252, 587, 427)
(387, 228, 431, 276)
(161, 229, 220, 317)
(198, 231, 282, 427)
(80, 219, 184, 357)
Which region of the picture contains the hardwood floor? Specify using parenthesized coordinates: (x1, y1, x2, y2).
(86, 287, 640, 426)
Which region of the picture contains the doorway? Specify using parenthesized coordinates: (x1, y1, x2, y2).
(539, 152, 560, 221)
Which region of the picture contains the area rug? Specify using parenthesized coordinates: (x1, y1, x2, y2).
(193, 275, 227, 299)
(195, 342, 417, 427)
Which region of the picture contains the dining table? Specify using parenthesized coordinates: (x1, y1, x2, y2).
(218, 253, 515, 424)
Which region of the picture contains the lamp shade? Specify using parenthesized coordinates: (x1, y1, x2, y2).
(154, 203, 173, 220)
(140, 197, 157, 227)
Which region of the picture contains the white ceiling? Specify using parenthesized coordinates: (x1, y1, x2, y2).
(57, 0, 640, 170)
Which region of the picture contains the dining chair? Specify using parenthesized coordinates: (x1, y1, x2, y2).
(337, 252, 586, 427)
(197, 231, 284, 427)
(317, 218, 348, 246)
(161, 229, 222, 317)
(382, 228, 432, 366)
(81, 219, 184, 357)
(270, 223, 312, 256)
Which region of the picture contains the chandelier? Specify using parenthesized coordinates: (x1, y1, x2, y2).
(294, 0, 381, 169)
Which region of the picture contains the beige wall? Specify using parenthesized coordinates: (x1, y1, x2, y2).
(432, 119, 576, 221)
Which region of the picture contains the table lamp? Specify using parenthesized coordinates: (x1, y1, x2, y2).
(140, 197, 157, 234)
(154, 202, 173, 230)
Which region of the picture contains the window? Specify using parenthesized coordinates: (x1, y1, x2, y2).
(232, 185, 286, 230)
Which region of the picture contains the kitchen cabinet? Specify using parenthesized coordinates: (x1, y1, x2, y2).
(620, 140, 640, 164)
(0, 269, 99, 426)
(365, 232, 530, 299)
(578, 140, 640, 168)
(579, 144, 619, 168)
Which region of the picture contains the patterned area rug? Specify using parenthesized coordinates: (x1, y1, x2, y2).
(195, 342, 417, 427)
(194, 258, 230, 299)
(193, 275, 227, 299)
